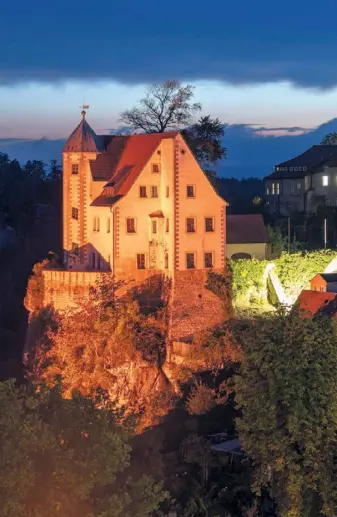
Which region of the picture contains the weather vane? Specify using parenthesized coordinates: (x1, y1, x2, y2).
(79, 104, 90, 118)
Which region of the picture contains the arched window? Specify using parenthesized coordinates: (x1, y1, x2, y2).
(231, 252, 252, 260)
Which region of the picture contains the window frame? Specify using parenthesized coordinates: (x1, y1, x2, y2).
(205, 217, 214, 232)
(166, 186, 170, 198)
(204, 251, 214, 269)
(71, 207, 79, 220)
(165, 218, 169, 233)
(152, 163, 160, 173)
(151, 185, 159, 198)
(152, 220, 157, 234)
(139, 186, 147, 198)
(322, 175, 329, 187)
(186, 252, 196, 269)
(186, 185, 196, 198)
(137, 253, 146, 270)
(126, 217, 136, 234)
(71, 164, 79, 175)
(186, 217, 196, 233)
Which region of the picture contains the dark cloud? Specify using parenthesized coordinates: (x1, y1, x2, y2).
(1, 0, 337, 88)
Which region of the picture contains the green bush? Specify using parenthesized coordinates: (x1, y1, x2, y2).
(274, 250, 337, 303)
(229, 258, 268, 306)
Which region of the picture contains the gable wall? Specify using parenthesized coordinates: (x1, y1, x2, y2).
(174, 134, 226, 271)
(114, 139, 175, 280)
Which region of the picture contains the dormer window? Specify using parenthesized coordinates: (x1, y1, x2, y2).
(72, 164, 79, 175)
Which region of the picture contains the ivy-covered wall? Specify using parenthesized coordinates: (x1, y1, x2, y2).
(229, 258, 269, 308)
(274, 250, 337, 304)
(229, 250, 337, 311)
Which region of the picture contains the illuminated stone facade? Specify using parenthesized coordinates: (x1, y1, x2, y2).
(62, 113, 227, 283)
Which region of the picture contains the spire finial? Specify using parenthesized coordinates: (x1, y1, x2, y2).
(79, 104, 89, 119)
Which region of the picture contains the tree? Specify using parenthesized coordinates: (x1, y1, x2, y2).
(0, 379, 168, 517)
(266, 225, 285, 257)
(120, 80, 201, 133)
(182, 115, 226, 169)
(321, 132, 337, 145)
(235, 313, 337, 517)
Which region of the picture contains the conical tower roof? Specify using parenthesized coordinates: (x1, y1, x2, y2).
(63, 111, 104, 153)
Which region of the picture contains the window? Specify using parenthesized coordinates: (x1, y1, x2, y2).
(272, 183, 275, 195)
(166, 218, 169, 233)
(276, 182, 280, 195)
(290, 181, 295, 195)
(266, 187, 270, 195)
(205, 217, 214, 232)
(151, 186, 158, 198)
(91, 252, 96, 269)
(323, 175, 329, 186)
(186, 217, 196, 233)
(297, 182, 301, 191)
(152, 163, 160, 173)
(187, 185, 195, 198)
(126, 218, 136, 233)
(166, 186, 170, 198)
(71, 164, 79, 175)
(139, 186, 147, 198)
(204, 252, 213, 268)
(186, 252, 196, 269)
(107, 218, 111, 233)
(165, 252, 169, 269)
(152, 220, 157, 234)
(97, 255, 101, 270)
(93, 217, 100, 232)
(137, 253, 146, 270)
(72, 207, 79, 220)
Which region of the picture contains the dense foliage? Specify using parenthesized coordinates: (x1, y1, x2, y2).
(229, 258, 268, 308)
(274, 249, 337, 303)
(0, 379, 168, 517)
(0, 153, 61, 379)
(235, 313, 337, 517)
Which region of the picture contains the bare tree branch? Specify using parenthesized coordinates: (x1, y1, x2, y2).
(120, 80, 201, 133)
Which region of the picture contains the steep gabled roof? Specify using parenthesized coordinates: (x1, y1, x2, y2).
(265, 145, 337, 180)
(63, 112, 105, 153)
(91, 132, 178, 206)
(226, 214, 268, 244)
(295, 290, 337, 318)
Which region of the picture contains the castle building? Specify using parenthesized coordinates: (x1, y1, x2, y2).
(62, 111, 227, 281)
(264, 145, 337, 216)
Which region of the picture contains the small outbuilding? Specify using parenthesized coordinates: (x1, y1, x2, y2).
(310, 273, 337, 293)
(295, 290, 337, 318)
(226, 214, 268, 260)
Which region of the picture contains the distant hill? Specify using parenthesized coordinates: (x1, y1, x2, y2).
(1, 118, 337, 178)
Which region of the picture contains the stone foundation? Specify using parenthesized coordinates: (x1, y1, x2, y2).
(27, 267, 225, 348)
(168, 269, 226, 344)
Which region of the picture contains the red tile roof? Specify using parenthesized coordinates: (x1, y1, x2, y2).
(226, 214, 267, 244)
(295, 290, 337, 317)
(91, 132, 178, 206)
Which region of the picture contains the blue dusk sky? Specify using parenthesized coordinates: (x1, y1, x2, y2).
(1, 0, 337, 139)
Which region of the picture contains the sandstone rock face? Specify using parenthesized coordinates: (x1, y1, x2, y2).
(24, 264, 225, 428)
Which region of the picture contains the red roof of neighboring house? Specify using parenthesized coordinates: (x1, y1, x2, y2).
(226, 214, 268, 244)
(91, 132, 178, 206)
(295, 290, 337, 317)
